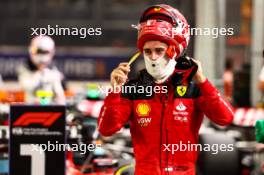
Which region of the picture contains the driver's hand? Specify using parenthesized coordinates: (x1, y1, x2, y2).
(110, 63, 130, 87)
(191, 59, 206, 84)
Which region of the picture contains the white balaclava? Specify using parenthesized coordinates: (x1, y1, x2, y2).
(144, 53, 176, 83)
(31, 54, 52, 65)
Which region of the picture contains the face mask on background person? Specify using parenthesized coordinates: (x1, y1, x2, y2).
(144, 53, 176, 83)
(31, 53, 53, 66)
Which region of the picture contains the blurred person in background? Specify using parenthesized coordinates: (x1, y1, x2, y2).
(258, 49, 264, 106)
(17, 35, 65, 105)
(223, 58, 234, 103)
(98, 4, 234, 175)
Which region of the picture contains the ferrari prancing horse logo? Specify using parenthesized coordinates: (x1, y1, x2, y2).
(177, 86, 187, 97)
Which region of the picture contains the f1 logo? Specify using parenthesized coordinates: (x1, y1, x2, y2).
(13, 112, 62, 126)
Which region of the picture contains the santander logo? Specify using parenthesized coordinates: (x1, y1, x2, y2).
(176, 102, 186, 111)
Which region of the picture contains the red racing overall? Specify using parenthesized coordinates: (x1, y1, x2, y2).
(98, 69, 234, 175)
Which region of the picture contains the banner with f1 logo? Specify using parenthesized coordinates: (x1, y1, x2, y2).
(9, 105, 66, 175)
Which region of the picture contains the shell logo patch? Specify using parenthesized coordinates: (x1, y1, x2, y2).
(136, 103, 151, 117)
(176, 86, 187, 97)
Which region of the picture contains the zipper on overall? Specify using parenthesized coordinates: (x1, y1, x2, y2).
(160, 90, 169, 174)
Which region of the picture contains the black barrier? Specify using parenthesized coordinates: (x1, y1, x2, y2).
(9, 105, 66, 175)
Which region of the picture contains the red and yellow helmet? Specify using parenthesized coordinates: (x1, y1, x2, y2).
(137, 4, 190, 59)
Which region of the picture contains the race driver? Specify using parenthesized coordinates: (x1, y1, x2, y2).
(98, 4, 234, 175)
(17, 35, 66, 105)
